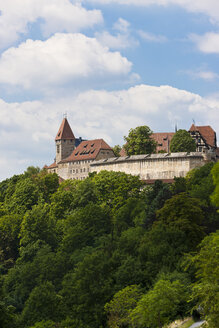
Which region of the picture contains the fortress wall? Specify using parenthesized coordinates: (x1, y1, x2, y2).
(90, 153, 206, 180)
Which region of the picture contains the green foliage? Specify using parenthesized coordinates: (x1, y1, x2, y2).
(170, 129, 196, 152)
(131, 277, 188, 328)
(20, 203, 57, 248)
(156, 193, 205, 249)
(187, 231, 219, 328)
(105, 285, 142, 327)
(21, 281, 64, 326)
(6, 178, 41, 214)
(0, 214, 22, 269)
(124, 126, 157, 155)
(0, 167, 217, 327)
(92, 170, 142, 211)
(211, 162, 219, 209)
(112, 145, 122, 157)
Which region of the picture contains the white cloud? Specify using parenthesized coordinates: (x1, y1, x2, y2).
(113, 18, 130, 33)
(185, 69, 219, 81)
(1, 84, 219, 181)
(0, 33, 132, 90)
(95, 18, 138, 49)
(0, 0, 103, 49)
(190, 32, 219, 54)
(138, 30, 167, 43)
(86, 0, 219, 25)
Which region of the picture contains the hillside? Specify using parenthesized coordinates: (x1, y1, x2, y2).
(0, 163, 218, 328)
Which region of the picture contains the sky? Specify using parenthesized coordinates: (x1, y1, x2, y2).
(0, 0, 219, 181)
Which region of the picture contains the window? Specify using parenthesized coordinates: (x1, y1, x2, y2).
(57, 145, 60, 153)
(199, 147, 202, 152)
(76, 169, 78, 173)
(80, 169, 82, 173)
(84, 168, 86, 172)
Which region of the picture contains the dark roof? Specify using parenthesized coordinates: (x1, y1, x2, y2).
(189, 124, 216, 148)
(61, 139, 113, 162)
(151, 132, 175, 152)
(55, 118, 75, 141)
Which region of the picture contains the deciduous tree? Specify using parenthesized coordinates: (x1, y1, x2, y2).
(124, 126, 157, 155)
(170, 129, 196, 152)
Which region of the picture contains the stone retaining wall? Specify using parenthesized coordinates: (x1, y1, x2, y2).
(90, 152, 209, 180)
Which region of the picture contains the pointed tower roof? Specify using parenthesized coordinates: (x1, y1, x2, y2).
(55, 118, 75, 141)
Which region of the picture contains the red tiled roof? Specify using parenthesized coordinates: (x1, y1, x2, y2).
(151, 132, 175, 152)
(61, 139, 113, 162)
(189, 124, 216, 148)
(47, 162, 58, 169)
(55, 118, 75, 141)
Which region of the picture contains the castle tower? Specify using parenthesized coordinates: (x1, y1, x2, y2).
(55, 118, 75, 163)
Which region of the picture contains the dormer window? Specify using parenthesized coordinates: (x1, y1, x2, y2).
(91, 143, 95, 147)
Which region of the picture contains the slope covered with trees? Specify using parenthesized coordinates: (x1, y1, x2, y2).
(0, 163, 218, 328)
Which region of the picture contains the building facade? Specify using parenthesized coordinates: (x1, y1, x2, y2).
(46, 118, 115, 180)
(46, 119, 218, 182)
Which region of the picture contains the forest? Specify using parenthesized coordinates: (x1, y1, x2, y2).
(0, 162, 218, 328)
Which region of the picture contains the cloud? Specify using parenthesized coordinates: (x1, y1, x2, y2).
(0, 0, 103, 49)
(113, 18, 130, 33)
(0, 33, 132, 91)
(190, 32, 219, 54)
(185, 69, 219, 81)
(1, 84, 219, 181)
(85, 0, 219, 25)
(138, 30, 167, 43)
(95, 18, 138, 49)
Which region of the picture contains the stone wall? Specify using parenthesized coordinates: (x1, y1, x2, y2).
(90, 152, 209, 181)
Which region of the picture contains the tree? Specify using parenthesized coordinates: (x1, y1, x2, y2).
(0, 214, 22, 268)
(92, 171, 142, 212)
(6, 178, 41, 215)
(211, 162, 219, 209)
(131, 278, 187, 328)
(124, 126, 157, 155)
(188, 231, 219, 328)
(170, 129, 196, 152)
(156, 193, 205, 249)
(21, 281, 64, 326)
(112, 145, 122, 157)
(104, 285, 142, 328)
(19, 203, 57, 248)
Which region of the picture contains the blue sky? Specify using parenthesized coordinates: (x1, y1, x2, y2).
(0, 0, 219, 180)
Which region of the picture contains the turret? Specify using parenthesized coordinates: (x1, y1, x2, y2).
(55, 118, 75, 163)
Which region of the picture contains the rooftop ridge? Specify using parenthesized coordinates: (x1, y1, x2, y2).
(55, 118, 75, 141)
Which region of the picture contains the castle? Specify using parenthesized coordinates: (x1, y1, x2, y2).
(46, 118, 218, 182)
